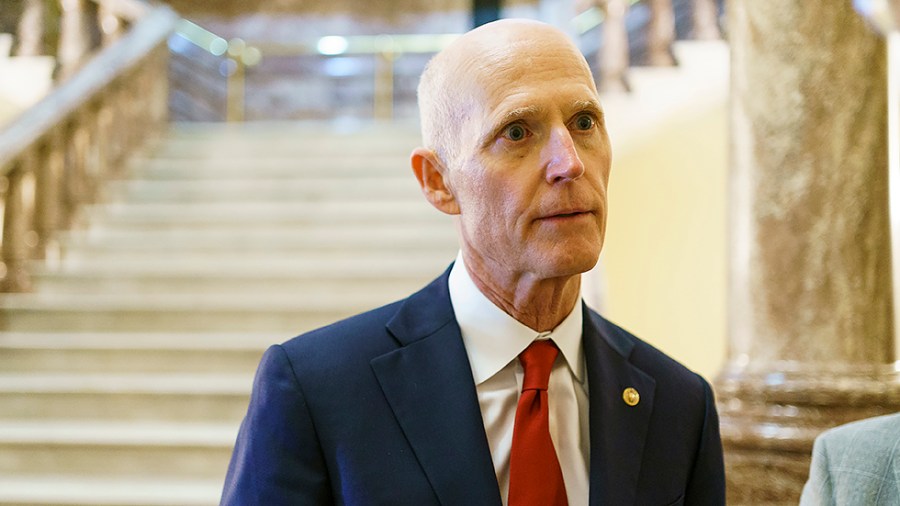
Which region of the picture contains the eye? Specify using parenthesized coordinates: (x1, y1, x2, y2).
(502, 123, 529, 142)
(573, 113, 595, 131)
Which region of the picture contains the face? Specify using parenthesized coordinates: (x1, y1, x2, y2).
(445, 31, 612, 283)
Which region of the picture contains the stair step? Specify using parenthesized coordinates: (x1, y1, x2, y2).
(150, 140, 417, 159)
(54, 247, 453, 269)
(0, 291, 394, 332)
(0, 421, 236, 479)
(0, 333, 267, 373)
(602, 40, 729, 148)
(107, 177, 424, 203)
(32, 272, 430, 296)
(671, 40, 729, 72)
(143, 138, 414, 153)
(0, 475, 221, 506)
(87, 200, 446, 227)
(155, 121, 420, 156)
(0, 373, 251, 422)
(62, 223, 457, 250)
(127, 154, 412, 179)
(61, 225, 457, 250)
(43, 253, 453, 277)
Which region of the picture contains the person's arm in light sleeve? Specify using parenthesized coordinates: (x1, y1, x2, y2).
(799, 432, 835, 506)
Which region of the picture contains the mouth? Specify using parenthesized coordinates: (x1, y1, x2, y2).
(538, 210, 593, 221)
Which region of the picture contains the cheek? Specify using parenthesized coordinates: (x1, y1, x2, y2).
(585, 148, 612, 188)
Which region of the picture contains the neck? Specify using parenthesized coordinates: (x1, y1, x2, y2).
(462, 253, 581, 332)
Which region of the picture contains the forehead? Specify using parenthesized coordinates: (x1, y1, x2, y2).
(465, 37, 600, 123)
(468, 30, 595, 87)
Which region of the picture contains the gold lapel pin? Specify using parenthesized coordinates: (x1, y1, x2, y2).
(622, 387, 640, 407)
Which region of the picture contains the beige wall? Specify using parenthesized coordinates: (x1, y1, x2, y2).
(600, 98, 728, 382)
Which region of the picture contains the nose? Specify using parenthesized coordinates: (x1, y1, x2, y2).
(543, 127, 585, 183)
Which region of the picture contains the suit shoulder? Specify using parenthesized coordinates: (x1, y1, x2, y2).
(588, 310, 711, 396)
(278, 299, 404, 370)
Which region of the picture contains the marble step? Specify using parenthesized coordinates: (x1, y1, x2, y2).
(57, 224, 458, 253)
(40, 252, 453, 278)
(106, 176, 424, 203)
(85, 200, 447, 227)
(149, 141, 417, 159)
(0, 291, 392, 332)
(157, 122, 419, 152)
(127, 157, 412, 180)
(0, 333, 268, 374)
(52, 243, 454, 270)
(0, 421, 236, 479)
(0, 373, 251, 422)
(0, 475, 221, 506)
(32, 270, 431, 297)
(166, 119, 419, 135)
(601, 40, 729, 148)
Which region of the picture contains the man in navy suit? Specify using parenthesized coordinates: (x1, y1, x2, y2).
(222, 18, 725, 505)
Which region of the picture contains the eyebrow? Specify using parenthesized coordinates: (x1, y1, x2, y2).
(478, 105, 544, 148)
(572, 99, 605, 120)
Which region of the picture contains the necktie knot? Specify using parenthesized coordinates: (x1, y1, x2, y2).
(520, 339, 558, 392)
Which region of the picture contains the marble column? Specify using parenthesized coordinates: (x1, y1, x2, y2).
(717, 0, 900, 504)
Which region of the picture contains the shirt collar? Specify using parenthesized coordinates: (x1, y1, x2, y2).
(448, 252, 585, 386)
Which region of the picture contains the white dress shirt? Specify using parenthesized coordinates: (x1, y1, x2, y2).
(448, 253, 590, 506)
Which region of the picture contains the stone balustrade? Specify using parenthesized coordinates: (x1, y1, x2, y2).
(0, 1, 178, 292)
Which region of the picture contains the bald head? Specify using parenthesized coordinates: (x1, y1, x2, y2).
(417, 19, 597, 170)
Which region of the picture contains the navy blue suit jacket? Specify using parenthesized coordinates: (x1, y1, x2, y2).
(221, 268, 725, 505)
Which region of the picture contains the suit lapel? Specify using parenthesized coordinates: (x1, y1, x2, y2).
(583, 307, 656, 506)
(371, 270, 502, 506)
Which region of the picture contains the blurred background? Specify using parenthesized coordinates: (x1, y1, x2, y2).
(1, 0, 730, 374)
(3, 0, 893, 504)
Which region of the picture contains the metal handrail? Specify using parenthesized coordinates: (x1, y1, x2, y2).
(169, 19, 261, 122)
(250, 33, 461, 120)
(571, 2, 642, 35)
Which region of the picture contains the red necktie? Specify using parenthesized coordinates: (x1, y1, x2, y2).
(508, 339, 568, 506)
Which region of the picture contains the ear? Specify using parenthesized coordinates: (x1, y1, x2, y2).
(410, 147, 460, 215)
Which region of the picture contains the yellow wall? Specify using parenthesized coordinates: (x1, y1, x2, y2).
(601, 99, 728, 382)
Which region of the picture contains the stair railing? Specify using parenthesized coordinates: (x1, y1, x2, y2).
(166, 0, 719, 123)
(0, 0, 179, 292)
(202, 33, 458, 122)
(582, 0, 722, 92)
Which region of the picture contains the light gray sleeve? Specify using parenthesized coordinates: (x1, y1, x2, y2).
(799, 434, 834, 506)
(799, 413, 900, 506)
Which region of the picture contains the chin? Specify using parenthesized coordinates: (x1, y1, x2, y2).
(539, 249, 600, 279)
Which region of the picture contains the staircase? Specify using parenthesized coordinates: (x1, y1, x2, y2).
(0, 122, 458, 506)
